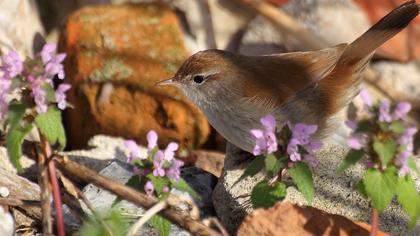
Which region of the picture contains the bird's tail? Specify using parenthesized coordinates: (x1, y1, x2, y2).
(340, 0, 419, 64)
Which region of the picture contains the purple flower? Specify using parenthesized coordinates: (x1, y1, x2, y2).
(55, 83, 71, 110)
(144, 181, 154, 196)
(347, 133, 366, 150)
(392, 102, 411, 120)
(345, 120, 357, 130)
(379, 101, 392, 123)
(147, 130, 158, 150)
(250, 114, 278, 156)
(153, 151, 165, 177)
(395, 151, 410, 177)
(308, 141, 323, 152)
(162, 186, 170, 193)
(292, 123, 317, 145)
(40, 43, 66, 79)
(133, 166, 149, 176)
(45, 54, 66, 79)
(1, 51, 23, 79)
(398, 127, 417, 152)
(0, 78, 11, 119)
(31, 79, 48, 113)
(124, 140, 145, 163)
(166, 159, 184, 181)
(287, 138, 301, 162)
(41, 43, 57, 64)
(359, 89, 372, 109)
(163, 142, 178, 162)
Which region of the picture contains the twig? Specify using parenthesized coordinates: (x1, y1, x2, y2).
(0, 198, 40, 207)
(48, 160, 65, 236)
(203, 218, 229, 236)
(127, 201, 168, 236)
(232, 0, 327, 50)
(54, 155, 222, 236)
(35, 140, 52, 235)
(370, 208, 379, 236)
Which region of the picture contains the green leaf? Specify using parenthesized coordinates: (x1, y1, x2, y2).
(396, 176, 420, 228)
(113, 175, 144, 207)
(356, 180, 368, 198)
(408, 157, 419, 175)
(251, 180, 286, 208)
(149, 215, 171, 236)
(170, 178, 200, 200)
(356, 120, 372, 133)
(363, 167, 397, 212)
(289, 162, 314, 202)
(264, 154, 284, 177)
(79, 210, 128, 236)
(373, 139, 397, 167)
(147, 174, 170, 197)
(6, 124, 33, 172)
(7, 103, 26, 130)
(42, 83, 56, 102)
(337, 150, 364, 172)
(235, 157, 264, 185)
(35, 107, 66, 149)
(390, 121, 405, 134)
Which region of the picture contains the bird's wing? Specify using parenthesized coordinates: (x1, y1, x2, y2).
(237, 43, 348, 110)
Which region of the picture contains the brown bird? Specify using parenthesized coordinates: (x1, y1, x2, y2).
(158, 1, 420, 153)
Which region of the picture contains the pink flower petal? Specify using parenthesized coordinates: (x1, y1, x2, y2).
(250, 129, 263, 139)
(359, 89, 372, 107)
(345, 120, 357, 130)
(147, 130, 158, 149)
(260, 114, 276, 132)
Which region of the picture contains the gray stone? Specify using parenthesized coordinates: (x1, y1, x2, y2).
(371, 60, 420, 103)
(213, 142, 420, 235)
(0, 0, 44, 56)
(239, 0, 370, 55)
(63, 135, 131, 172)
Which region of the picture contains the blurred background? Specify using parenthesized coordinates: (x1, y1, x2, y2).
(2, 0, 419, 161)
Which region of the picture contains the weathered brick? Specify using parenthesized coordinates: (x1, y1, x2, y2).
(60, 4, 210, 149)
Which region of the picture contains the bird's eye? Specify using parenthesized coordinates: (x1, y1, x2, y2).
(193, 75, 205, 84)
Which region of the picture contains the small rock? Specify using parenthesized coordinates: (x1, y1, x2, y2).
(63, 135, 133, 172)
(0, 147, 35, 174)
(60, 4, 210, 149)
(370, 60, 420, 104)
(0, 207, 14, 236)
(213, 142, 420, 235)
(0, 0, 44, 56)
(0, 187, 10, 198)
(237, 202, 388, 236)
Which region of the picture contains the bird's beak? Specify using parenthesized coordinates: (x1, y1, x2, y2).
(156, 77, 176, 86)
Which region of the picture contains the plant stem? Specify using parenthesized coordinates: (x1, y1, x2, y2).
(40, 135, 65, 236)
(48, 160, 65, 236)
(36, 141, 52, 235)
(370, 208, 379, 236)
